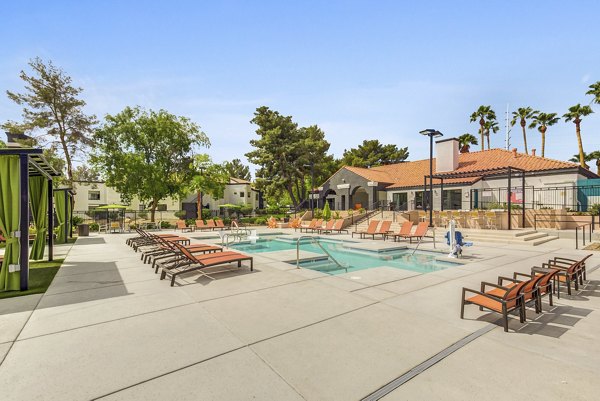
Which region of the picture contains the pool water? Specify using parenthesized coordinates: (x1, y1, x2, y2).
(229, 237, 459, 275)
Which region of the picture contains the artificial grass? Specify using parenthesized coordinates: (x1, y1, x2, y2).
(0, 258, 64, 299)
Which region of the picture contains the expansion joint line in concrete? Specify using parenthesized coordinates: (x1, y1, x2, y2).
(360, 323, 498, 401)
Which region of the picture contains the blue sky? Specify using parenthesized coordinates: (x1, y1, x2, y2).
(1, 0, 599, 174)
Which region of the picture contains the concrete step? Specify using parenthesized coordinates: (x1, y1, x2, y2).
(531, 236, 560, 246)
(521, 232, 551, 241)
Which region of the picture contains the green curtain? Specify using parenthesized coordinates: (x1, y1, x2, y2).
(0, 156, 22, 291)
(29, 176, 48, 260)
(54, 191, 66, 244)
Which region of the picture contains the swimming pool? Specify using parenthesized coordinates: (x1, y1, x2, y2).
(229, 237, 459, 275)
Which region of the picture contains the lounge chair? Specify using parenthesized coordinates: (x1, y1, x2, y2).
(497, 268, 560, 313)
(352, 220, 379, 239)
(206, 220, 216, 230)
(267, 217, 278, 229)
(405, 222, 429, 243)
(531, 258, 585, 296)
(175, 220, 194, 232)
(314, 219, 336, 234)
(384, 221, 413, 242)
(300, 219, 321, 233)
(461, 279, 528, 332)
(195, 220, 209, 231)
(215, 219, 226, 230)
(298, 219, 317, 232)
(330, 219, 348, 234)
(371, 220, 392, 240)
(148, 238, 223, 273)
(160, 242, 253, 286)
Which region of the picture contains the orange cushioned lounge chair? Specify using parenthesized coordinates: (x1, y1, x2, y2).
(161, 242, 253, 286)
(384, 221, 413, 242)
(352, 220, 379, 239)
(461, 279, 528, 332)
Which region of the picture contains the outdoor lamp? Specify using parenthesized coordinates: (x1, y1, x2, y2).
(419, 129, 443, 227)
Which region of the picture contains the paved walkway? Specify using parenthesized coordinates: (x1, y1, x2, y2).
(0, 231, 598, 400)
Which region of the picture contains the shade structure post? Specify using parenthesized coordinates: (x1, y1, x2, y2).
(440, 178, 444, 211)
(64, 191, 69, 242)
(19, 154, 29, 291)
(507, 167, 512, 230)
(521, 171, 526, 228)
(47, 178, 53, 261)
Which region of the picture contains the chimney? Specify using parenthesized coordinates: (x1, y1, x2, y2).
(512, 148, 518, 158)
(435, 138, 459, 173)
(531, 148, 536, 156)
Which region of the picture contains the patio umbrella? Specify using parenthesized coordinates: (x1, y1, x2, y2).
(95, 204, 128, 210)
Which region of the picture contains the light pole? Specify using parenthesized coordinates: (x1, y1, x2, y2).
(304, 162, 315, 216)
(419, 129, 443, 227)
(197, 165, 206, 219)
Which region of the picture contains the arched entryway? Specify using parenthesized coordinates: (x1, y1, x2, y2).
(352, 186, 369, 210)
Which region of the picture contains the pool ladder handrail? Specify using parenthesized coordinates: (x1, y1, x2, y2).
(295, 235, 347, 273)
(410, 227, 436, 256)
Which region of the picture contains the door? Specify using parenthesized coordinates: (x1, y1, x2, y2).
(393, 193, 408, 210)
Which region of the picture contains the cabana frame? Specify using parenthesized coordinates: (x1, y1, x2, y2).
(0, 148, 60, 290)
(425, 166, 526, 230)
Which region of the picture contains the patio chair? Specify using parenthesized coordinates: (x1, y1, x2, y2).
(531, 261, 580, 297)
(352, 220, 379, 239)
(405, 222, 429, 243)
(306, 219, 323, 233)
(314, 219, 336, 234)
(299, 219, 317, 232)
(267, 217, 278, 229)
(175, 220, 194, 233)
(160, 242, 253, 286)
(498, 269, 560, 313)
(450, 211, 463, 228)
(384, 221, 413, 242)
(330, 219, 349, 234)
(468, 211, 483, 229)
(195, 220, 209, 231)
(485, 211, 498, 229)
(371, 220, 393, 240)
(214, 219, 227, 230)
(206, 219, 217, 230)
(147, 237, 223, 272)
(461, 279, 528, 332)
(494, 273, 545, 316)
(127, 228, 180, 247)
(549, 254, 592, 281)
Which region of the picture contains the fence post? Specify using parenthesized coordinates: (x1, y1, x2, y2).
(576, 227, 579, 250)
(583, 225, 586, 247)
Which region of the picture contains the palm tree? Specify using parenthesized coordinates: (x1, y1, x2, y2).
(510, 107, 538, 155)
(529, 112, 560, 158)
(586, 81, 600, 104)
(569, 151, 600, 172)
(470, 106, 496, 151)
(483, 119, 499, 150)
(458, 133, 478, 153)
(563, 104, 594, 169)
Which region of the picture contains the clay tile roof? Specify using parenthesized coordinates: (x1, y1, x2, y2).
(342, 148, 589, 190)
(229, 177, 251, 184)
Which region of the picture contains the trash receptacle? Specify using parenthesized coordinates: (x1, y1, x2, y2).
(78, 224, 90, 237)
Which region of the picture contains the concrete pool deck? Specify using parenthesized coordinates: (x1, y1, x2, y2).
(0, 228, 599, 400)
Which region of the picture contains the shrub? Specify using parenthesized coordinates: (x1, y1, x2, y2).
(201, 210, 212, 220)
(129, 223, 137, 229)
(174, 210, 187, 219)
(160, 221, 172, 229)
(347, 209, 354, 216)
(333, 211, 341, 219)
(590, 204, 600, 215)
(239, 205, 253, 216)
(89, 222, 99, 232)
(222, 217, 232, 225)
(255, 217, 268, 225)
(358, 207, 365, 214)
(185, 218, 195, 226)
(314, 208, 323, 219)
(240, 217, 256, 225)
(71, 216, 83, 227)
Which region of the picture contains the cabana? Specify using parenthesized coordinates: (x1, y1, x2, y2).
(0, 148, 60, 291)
(53, 187, 75, 243)
(425, 166, 526, 230)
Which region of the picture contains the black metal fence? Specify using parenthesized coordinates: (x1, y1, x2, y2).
(470, 184, 600, 212)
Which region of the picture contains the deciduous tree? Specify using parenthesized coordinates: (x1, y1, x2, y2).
(92, 107, 209, 221)
(2, 57, 97, 182)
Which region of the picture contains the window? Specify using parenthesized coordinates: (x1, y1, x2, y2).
(157, 204, 167, 211)
(443, 190, 462, 210)
(240, 192, 245, 197)
(255, 193, 259, 200)
(414, 191, 424, 209)
(139, 204, 145, 211)
(88, 191, 100, 201)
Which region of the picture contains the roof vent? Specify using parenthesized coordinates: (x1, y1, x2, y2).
(512, 148, 518, 158)
(531, 148, 536, 156)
